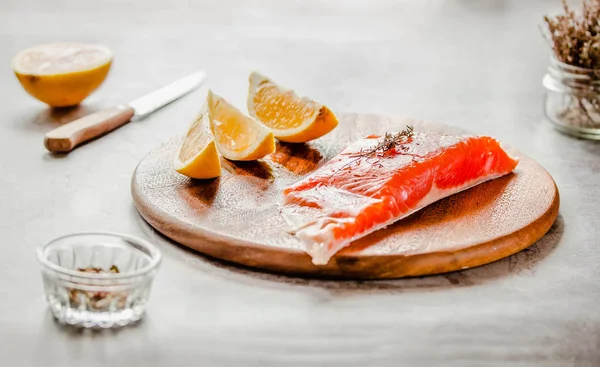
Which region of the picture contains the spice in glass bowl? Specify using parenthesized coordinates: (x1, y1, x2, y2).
(67, 265, 129, 311)
(37, 232, 161, 328)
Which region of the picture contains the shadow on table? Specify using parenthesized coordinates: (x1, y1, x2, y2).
(582, 139, 600, 157)
(16, 104, 102, 158)
(19, 105, 98, 132)
(135, 203, 564, 294)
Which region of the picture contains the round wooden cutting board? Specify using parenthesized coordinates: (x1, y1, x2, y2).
(132, 113, 559, 279)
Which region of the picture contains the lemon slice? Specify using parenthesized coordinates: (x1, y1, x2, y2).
(207, 90, 275, 161)
(247, 72, 338, 143)
(12, 43, 112, 107)
(174, 103, 221, 179)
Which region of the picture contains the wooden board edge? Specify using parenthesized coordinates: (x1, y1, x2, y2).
(132, 161, 560, 279)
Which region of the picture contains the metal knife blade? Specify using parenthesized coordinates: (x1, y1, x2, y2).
(129, 71, 207, 118)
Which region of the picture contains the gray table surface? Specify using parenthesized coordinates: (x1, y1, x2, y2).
(1, 0, 599, 366)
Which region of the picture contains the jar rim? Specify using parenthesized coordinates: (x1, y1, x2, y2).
(550, 56, 600, 73)
(36, 231, 162, 280)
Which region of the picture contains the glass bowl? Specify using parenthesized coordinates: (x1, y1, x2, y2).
(36, 232, 161, 328)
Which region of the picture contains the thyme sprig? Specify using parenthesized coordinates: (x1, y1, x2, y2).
(351, 125, 414, 159)
(326, 125, 414, 182)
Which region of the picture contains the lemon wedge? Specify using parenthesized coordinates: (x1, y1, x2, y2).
(174, 103, 221, 179)
(12, 43, 112, 107)
(247, 72, 338, 143)
(207, 90, 275, 161)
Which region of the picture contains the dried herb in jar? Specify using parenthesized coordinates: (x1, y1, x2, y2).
(544, 0, 600, 69)
(543, 0, 600, 128)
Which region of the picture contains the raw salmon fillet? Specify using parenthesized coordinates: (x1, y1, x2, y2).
(282, 130, 519, 265)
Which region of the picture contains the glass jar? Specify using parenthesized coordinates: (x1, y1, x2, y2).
(543, 57, 600, 140)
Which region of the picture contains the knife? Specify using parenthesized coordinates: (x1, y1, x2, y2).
(44, 71, 207, 153)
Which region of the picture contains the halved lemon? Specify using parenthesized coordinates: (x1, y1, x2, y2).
(247, 72, 338, 143)
(12, 43, 112, 107)
(207, 90, 275, 161)
(174, 103, 221, 179)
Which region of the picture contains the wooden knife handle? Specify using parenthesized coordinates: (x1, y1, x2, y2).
(44, 105, 135, 153)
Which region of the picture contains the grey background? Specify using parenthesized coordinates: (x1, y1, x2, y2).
(1, 0, 599, 366)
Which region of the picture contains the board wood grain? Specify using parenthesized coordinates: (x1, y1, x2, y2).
(131, 113, 559, 279)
